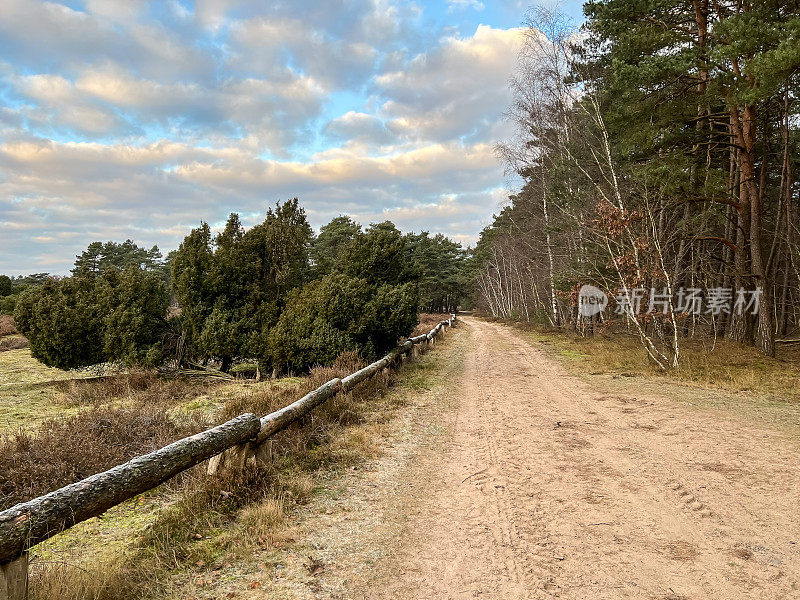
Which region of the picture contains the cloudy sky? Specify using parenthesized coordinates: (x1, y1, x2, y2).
(0, 0, 584, 275)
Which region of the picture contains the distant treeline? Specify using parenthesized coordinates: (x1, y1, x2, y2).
(9, 200, 469, 374)
(0, 274, 50, 314)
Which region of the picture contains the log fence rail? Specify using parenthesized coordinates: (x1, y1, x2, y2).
(0, 315, 457, 600)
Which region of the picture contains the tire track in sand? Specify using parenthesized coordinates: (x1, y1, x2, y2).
(360, 318, 800, 600)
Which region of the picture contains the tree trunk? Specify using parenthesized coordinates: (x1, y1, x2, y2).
(727, 110, 755, 344)
(734, 105, 774, 356)
(256, 359, 268, 382)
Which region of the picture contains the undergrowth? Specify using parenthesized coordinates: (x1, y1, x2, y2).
(0, 314, 17, 337)
(24, 350, 405, 599)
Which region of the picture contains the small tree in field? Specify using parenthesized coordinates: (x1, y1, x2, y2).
(14, 268, 169, 370)
(170, 199, 314, 373)
(98, 266, 170, 366)
(14, 276, 105, 369)
(267, 273, 419, 373)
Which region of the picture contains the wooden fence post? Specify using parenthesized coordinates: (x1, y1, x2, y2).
(207, 441, 257, 475)
(0, 553, 27, 600)
(254, 440, 273, 467)
(0, 319, 453, 566)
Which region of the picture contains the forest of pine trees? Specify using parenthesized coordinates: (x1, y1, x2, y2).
(476, 1, 800, 367)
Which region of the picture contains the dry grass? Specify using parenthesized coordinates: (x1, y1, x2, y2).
(25, 346, 410, 599)
(507, 320, 800, 402)
(413, 312, 447, 336)
(29, 556, 134, 600)
(0, 314, 27, 352)
(238, 494, 286, 538)
(0, 314, 17, 337)
(0, 373, 227, 509)
(52, 372, 215, 408)
(0, 336, 28, 351)
(0, 400, 203, 510)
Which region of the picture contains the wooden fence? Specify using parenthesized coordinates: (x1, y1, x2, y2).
(0, 315, 457, 600)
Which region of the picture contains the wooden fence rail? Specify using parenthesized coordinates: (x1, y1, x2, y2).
(0, 314, 457, 599)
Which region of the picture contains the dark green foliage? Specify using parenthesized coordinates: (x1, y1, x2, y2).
(98, 267, 170, 367)
(170, 222, 215, 354)
(165, 200, 467, 373)
(311, 215, 362, 276)
(362, 281, 420, 354)
(15, 196, 468, 373)
(0, 273, 50, 314)
(313, 215, 468, 313)
(340, 221, 420, 286)
(73, 240, 165, 276)
(406, 232, 466, 313)
(14, 276, 105, 369)
(14, 268, 169, 370)
(0, 274, 41, 314)
(199, 305, 242, 372)
(252, 198, 314, 297)
(267, 273, 418, 373)
(170, 200, 314, 370)
(0, 296, 17, 314)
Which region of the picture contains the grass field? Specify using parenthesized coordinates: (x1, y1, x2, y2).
(0, 313, 456, 599)
(0, 349, 99, 432)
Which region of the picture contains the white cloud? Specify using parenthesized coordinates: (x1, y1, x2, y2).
(84, 0, 148, 23)
(228, 16, 379, 91)
(376, 25, 524, 142)
(448, 0, 485, 11)
(0, 2, 524, 274)
(8, 63, 328, 149)
(0, 0, 212, 81)
(16, 73, 126, 136)
(325, 111, 395, 146)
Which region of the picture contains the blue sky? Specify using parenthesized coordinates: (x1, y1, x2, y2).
(0, 0, 585, 275)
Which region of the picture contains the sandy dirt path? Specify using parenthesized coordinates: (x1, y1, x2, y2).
(359, 317, 800, 599)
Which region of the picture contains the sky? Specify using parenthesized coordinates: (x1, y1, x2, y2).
(0, 0, 585, 275)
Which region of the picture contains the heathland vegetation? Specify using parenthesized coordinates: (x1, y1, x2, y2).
(7, 200, 468, 377)
(0, 206, 459, 597)
(1, 2, 800, 597)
